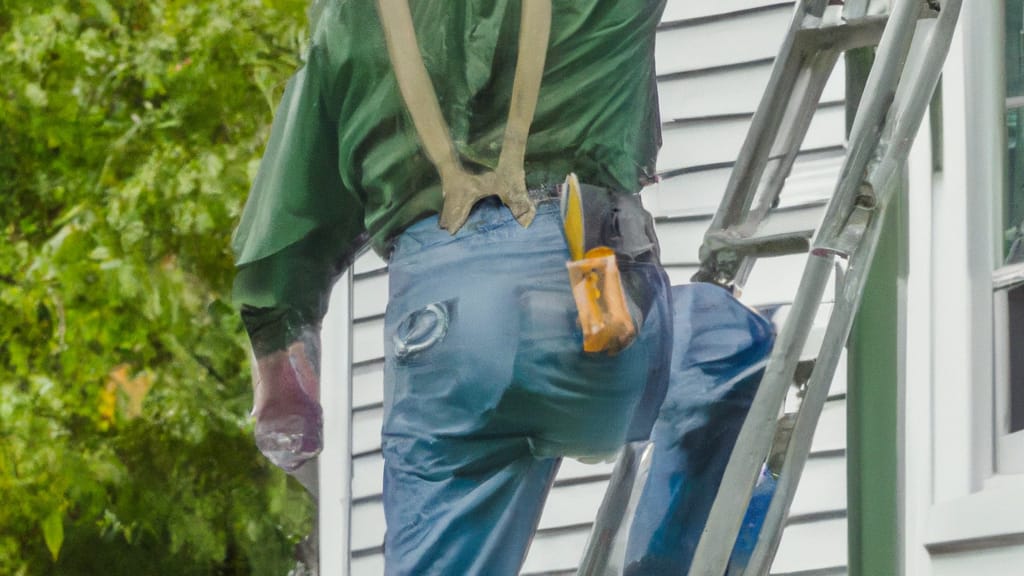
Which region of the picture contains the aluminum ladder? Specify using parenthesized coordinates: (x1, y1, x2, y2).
(687, 0, 962, 574)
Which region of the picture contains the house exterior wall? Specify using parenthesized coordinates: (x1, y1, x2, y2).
(319, 1, 853, 573)
(902, 3, 1024, 574)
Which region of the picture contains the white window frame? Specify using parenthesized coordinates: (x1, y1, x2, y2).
(994, 265, 1024, 475)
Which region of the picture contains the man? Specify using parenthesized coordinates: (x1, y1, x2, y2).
(233, 1, 771, 573)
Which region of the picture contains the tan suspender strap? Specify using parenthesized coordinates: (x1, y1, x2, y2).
(375, 0, 461, 178)
(375, 0, 553, 233)
(497, 0, 552, 176)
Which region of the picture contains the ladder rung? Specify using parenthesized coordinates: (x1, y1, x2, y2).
(705, 229, 813, 259)
(797, 0, 940, 52)
(796, 15, 888, 52)
(838, 0, 940, 22)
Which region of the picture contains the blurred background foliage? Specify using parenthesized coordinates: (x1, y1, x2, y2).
(0, 0, 317, 573)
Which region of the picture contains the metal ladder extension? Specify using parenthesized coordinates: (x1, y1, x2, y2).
(688, 0, 962, 574)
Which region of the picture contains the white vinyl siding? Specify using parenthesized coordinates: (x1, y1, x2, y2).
(337, 1, 850, 572)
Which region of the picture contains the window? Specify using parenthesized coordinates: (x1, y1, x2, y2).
(1005, 0, 1024, 264)
(996, 0, 1024, 472)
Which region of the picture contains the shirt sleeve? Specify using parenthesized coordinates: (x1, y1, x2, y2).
(232, 43, 366, 356)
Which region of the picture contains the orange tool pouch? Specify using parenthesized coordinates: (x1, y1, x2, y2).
(562, 173, 644, 355)
(567, 247, 636, 354)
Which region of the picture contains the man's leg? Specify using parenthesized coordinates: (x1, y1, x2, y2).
(622, 283, 775, 574)
(382, 439, 559, 576)
(380, 201, 573, 575)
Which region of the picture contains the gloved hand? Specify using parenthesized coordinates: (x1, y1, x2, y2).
(251, 330, 322, 472)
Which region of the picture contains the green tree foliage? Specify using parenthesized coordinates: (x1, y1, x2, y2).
(0, 0, 316, 573)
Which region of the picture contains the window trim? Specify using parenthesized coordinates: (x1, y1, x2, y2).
(995, 0, 1024, 475)
(993, 285, 1024, 474)
(993, 262, 1024, 289)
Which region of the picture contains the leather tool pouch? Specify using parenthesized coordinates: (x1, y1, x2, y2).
(564, 181, 661, 354)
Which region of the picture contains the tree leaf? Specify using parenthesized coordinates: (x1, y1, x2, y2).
(1, 0, 315, 572)
(41, 510, 64, 562)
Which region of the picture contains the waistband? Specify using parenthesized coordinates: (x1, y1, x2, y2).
(387, 182, 646, 259)
(398, 184, 565, 244)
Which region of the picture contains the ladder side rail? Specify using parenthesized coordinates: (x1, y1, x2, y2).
(814, 0, 921, 249)
(577, 441, 654, 575)
(689, 256, 835, 576)
(865, 0, 961, 204)
(705, 0, 830, 238)
(743, 172, 902, 576)
(747, 51, 843, 231)
(744, 14, 892, 232)
(732, 51, 844, 290)
(743, 5, 961, 572)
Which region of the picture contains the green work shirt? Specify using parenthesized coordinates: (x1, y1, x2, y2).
(233, 0, 666, 352)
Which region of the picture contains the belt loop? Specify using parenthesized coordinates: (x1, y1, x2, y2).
(528, 183, 564, 204)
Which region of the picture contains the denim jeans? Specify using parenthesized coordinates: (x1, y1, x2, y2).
(381, 198, 672, 575)
(623, 283, 775, 575)
(379, 199, 776, 575)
